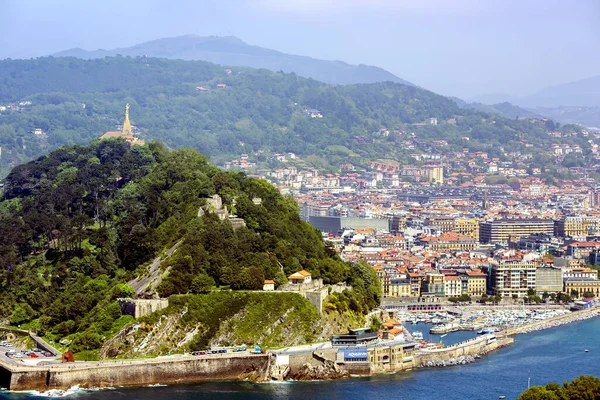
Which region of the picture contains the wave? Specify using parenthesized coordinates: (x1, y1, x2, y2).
(6, 384, 117, 398)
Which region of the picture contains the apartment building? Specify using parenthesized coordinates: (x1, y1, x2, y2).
(490, 259, 537, 298)
(479, 219, 554, 244)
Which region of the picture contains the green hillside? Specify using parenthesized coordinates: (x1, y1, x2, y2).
(0, 56, 556, 176)
(0, 140, 379, 354)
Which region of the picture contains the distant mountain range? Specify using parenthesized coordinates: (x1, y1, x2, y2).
(52, 35, 413, 87)
(469, 75, 600, 128)
(471, 76, 600, 108)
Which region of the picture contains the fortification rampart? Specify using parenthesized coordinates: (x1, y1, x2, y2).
(118, 298, 169, 319)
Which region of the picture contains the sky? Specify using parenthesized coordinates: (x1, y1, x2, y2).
(0, 0, 598, 99)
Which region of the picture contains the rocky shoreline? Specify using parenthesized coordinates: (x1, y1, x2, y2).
(422, 354, 479, 368)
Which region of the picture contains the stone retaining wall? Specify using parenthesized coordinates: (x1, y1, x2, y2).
(1, 354, 270, 391)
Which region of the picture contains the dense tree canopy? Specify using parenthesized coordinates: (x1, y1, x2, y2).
(518, 376, 600, 400)
(0, 56, 562, 177)
(0, 140, 377, 353)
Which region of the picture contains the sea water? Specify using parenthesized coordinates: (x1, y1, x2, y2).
(2, 317, 600, 399)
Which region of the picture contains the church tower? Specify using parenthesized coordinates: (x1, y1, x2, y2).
(121, 103, 132, 136)
(482, 189, 490, 210)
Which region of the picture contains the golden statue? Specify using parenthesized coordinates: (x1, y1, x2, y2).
(100, 103, 144, 146)
(122, 103, 132, 136)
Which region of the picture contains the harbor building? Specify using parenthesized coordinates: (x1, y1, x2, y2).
(563, 277, 600, 299)
(331, 328, 378, 347)
(479, 219, 554, 244)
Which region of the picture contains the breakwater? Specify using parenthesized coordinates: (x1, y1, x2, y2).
(418, 334, 513, 367)
(0, 353, 270, 391)
(504, 307, 600, 335)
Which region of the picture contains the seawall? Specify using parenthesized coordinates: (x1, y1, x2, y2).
(504, 308, 600, 336)
(0, 354, 270, 391)
(417, 335, 513, 366)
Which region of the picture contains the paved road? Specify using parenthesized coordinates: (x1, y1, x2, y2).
(275, 341, 332, 355)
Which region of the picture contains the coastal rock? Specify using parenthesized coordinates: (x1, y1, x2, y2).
(288, 360, 348, 380)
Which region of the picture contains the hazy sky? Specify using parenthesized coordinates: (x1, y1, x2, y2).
(0, 0, 598, 99)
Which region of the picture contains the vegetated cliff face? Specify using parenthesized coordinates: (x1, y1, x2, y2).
(101, 292, 365, 359)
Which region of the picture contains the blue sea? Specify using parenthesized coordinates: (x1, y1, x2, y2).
(2, 317, 600, 400)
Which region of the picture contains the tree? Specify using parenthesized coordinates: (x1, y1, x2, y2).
(542, 291, 549, 301)
(582, 291, 595, 298)
(273, 271, 288, 288)
(9, 303, 37, 325)
(190, 274, 215, 294)
(518, 376, 600, 400)
(571, 289, 579, 299)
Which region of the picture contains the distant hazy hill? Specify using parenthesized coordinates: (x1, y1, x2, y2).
(452, 97, 542, 119)
(532, 106, 600, 129)
(53, 35, 413, 86)
(524, 75, 600, 107)
(471, 75, 600, 108)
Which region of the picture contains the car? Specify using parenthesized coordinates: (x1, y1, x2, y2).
(28, 353, 39, 358)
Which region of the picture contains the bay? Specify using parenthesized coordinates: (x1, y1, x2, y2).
(2, 316, 600, 400)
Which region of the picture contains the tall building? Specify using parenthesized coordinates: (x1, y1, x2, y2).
(422, 166, 444, 184)
(490, 259, 537, 298)
(99, 103, 144, 146)
(388, 215, 407, 234)
(479, 219, 554, 244)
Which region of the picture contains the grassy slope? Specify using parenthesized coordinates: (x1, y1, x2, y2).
(101, 291, 364, 358)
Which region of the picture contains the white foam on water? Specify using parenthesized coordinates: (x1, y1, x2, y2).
(146, 383, 168, 387)
(8, 384, 119, 397)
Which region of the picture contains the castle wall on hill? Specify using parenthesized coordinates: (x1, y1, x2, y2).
(118, 298, 169, 319)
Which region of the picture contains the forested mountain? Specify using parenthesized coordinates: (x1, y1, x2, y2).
(0, 56, 556, 177)
(52, 35, 413, 86)
(0, 140, 379, 354)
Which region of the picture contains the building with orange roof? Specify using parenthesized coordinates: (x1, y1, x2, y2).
(288, 270, 312, 284)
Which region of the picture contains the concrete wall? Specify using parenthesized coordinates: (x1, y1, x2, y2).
(2, 354, 270, 391)
(118, 298, 169, 319)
